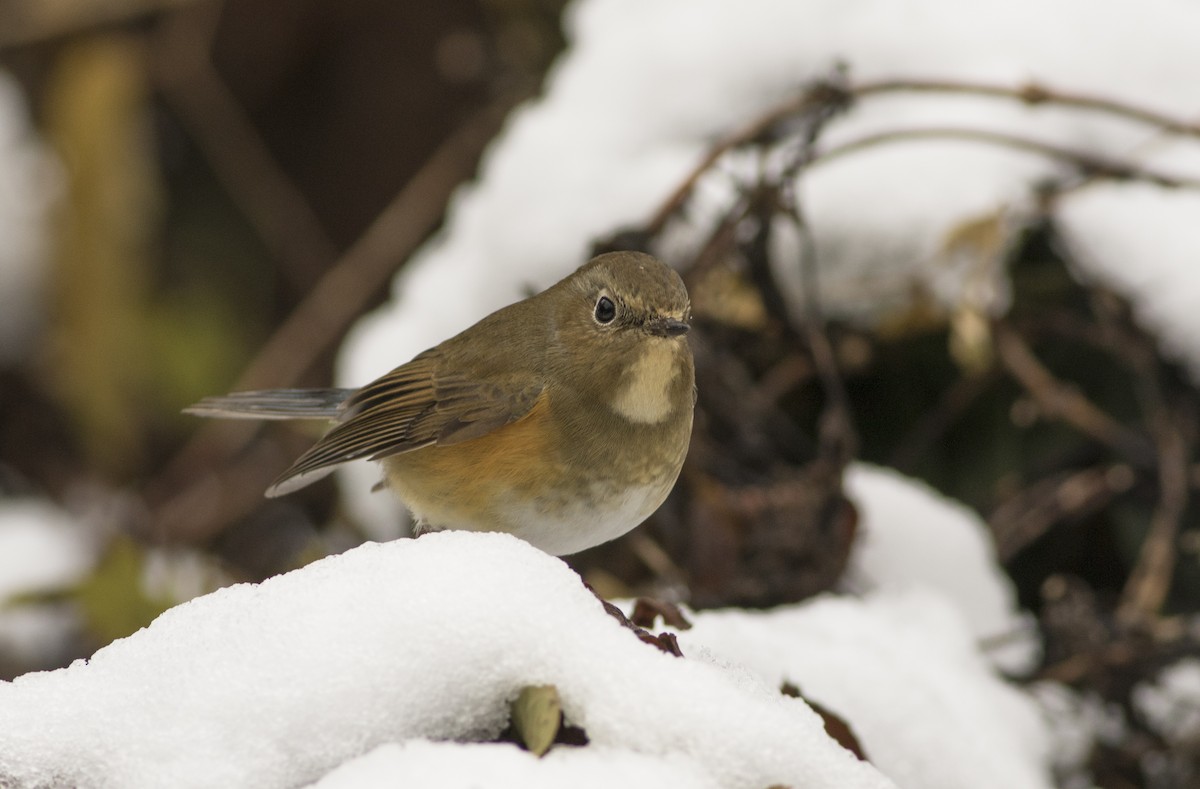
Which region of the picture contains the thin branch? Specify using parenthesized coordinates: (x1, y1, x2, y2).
(853, 78, 1200, 140)
(1116, 403, 1190, 628)
(993, 321, 1155, 463)
(810, 127, 1200, 190)
(641, 75, 1200, 237)
(151, 2, 339, 291)
(643, 76, 851, 236)
(989, 464, 1134, 563)
(777, 176, 858, 465)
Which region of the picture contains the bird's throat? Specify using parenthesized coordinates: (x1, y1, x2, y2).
(609, 340, 683, 424)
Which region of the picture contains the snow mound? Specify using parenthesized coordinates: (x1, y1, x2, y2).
(0, 532, 890, 789)
(843, 463, 1037, 672)
(680, 591, 1051, 789)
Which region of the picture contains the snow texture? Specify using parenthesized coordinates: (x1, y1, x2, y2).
(0, 532, 894, 789)
(337, 0, 1200, 531)
(678, 592, 1052, 789)
(313, 741, 722, 789)
(843, 464, 1038, 672)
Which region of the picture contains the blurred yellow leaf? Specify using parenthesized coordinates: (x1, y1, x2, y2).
(940, 209, 1012, 374)
(43, 35, 162, 475)
(74, 534, 172, 644)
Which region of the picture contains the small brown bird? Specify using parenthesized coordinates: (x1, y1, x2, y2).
(186, 251, 695, 556)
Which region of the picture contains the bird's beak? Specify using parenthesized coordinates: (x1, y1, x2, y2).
(647, 317, 690, 337)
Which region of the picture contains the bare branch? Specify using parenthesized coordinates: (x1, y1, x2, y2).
(993, 321, 1155, 462)
(810, 127, 1200, 190)
(854, 77, 1200, 139)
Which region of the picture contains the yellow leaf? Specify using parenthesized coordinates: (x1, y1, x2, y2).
(511, 684, 561, 757)
(74, 535, 172, 644)
(42, 35, 162, 475)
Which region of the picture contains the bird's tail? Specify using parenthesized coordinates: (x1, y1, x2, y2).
(183, 388, 353, 420)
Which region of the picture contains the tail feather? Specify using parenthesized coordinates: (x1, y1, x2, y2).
(184, 388, 352, 420)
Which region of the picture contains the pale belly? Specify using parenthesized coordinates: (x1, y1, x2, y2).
(386, 449, 683, 556)
(480, 478, 677, 556)
(381, 394, 689, 555)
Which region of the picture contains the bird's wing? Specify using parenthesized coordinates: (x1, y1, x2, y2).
(266, 350, 544, 496)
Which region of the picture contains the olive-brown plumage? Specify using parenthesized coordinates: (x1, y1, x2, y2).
(186, 251, 695, 555)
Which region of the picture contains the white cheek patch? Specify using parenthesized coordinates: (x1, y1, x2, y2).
(611, 341, 681, 424)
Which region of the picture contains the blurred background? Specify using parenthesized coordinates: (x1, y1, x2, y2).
(0, 0, 569, 669)
(2, 2, 1200, 786)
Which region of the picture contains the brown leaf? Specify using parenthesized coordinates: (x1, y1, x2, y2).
(630, 598, 692, 630)
(781, 681, 867, 761)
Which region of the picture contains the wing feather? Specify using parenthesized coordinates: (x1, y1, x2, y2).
(267, 350, 544, 493)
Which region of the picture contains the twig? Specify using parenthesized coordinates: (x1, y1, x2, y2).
(151, 1, 338, 292)
(640, 74, 1200, 238)
(643, 74, 852, 236)
(1081, 289, 1195, 628)
(993, 320, 1155, 462)
(854, 78, 1200, 140)
(1117, 404, 1192, 628)
(779, 192, 857, 466)
(989, 464, 1135, 563)
(810, 127, 1200, 191)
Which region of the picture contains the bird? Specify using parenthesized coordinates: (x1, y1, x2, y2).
(186, 251, 696, 556)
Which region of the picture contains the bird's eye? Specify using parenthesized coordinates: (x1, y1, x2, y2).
(594, 295, 617, 324)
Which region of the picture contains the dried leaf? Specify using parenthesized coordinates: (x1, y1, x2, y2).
(511, 684, 561, 757)
(781, 681, 867, 761)
(630, 598, 692, 630)
(939, 209, 1013, 373)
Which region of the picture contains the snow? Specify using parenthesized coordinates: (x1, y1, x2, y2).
(0, 499, 96, 602)
(0, 474, 1057, 788)
(313, 741, 722, 789)
(842, 464, 1038, 673)
(0, 499, 97, 676)
(678, 592, 1052, 789)
(0, 532, 893, 789)
(336, 0, 1200, 529)
(0, 468, 1056, 787)
(1055, 183, 1200, 379)
(1027, 682, 1116, 782)
(1133, 657, 1200, 746)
